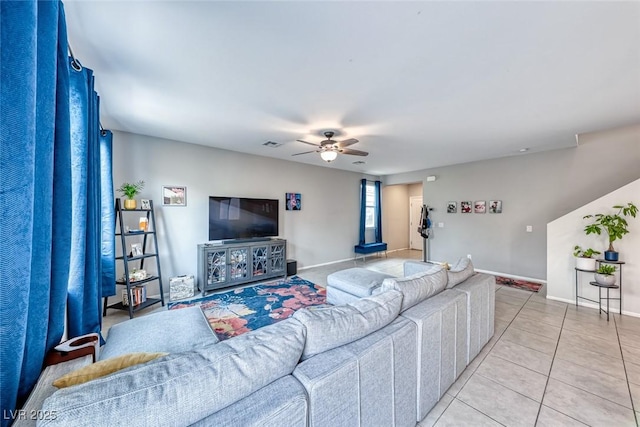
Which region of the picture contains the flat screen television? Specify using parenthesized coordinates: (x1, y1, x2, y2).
(209, 197, 279, 241)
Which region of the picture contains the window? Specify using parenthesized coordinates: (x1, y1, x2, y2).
(365, 182, 376, 228)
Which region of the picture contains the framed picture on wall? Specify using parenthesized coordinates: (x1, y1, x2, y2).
(286, 193, 301, 210)
(474, 201, 486, 214)
(489, 200, 503, 213)
(461, 201, 472, 213)
(162, 186, 186, 206)
(447, 202, 457, 213)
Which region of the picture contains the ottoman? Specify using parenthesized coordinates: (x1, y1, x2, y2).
(326, 268, 395, 305)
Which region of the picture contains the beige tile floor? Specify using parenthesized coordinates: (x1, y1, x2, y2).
(102, 249, 640, 426)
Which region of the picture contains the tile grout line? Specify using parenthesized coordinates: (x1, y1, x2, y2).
(614, 314, 640, 427)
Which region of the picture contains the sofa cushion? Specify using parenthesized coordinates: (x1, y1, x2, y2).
(53, 352, 167, 388)
(41, 318, 306, 426)
(446, 257, 474, 288)
(381, 265, 447, 311)
(326, 267, 395, 298)
(99, 306, 218, 360)
(293, 290, 403, 360)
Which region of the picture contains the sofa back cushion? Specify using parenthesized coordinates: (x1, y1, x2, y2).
(446, 257, 474, 288)
(293, 290, 403, 360)
(41, 318, 306, 426)
(381, 265, 447, 311)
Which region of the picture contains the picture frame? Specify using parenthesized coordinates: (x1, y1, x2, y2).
(447, 202, 457, 213)
(461, 201, 472, 213)
(286, 193, 301, 211)
(131, 243, 143, 256)
(489, 200, 503, 214)
(140, 199, 151, 210)
(162, 186, 186, 206)
(474, 201, 486, 214)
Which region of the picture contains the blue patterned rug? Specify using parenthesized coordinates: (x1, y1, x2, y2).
(168, 276, 326, 341)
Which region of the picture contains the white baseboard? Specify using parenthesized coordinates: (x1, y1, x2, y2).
(476, 268, 546, 285)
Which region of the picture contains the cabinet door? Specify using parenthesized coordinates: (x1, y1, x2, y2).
(269, 243, 285, 274)
(206, 249, 228, 285)
(228, 248, 249, 282)
(252, 245, 269, 277)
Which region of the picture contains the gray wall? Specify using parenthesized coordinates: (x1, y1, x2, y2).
(112, 131, 374, 290)
(384, 125, 640, 280)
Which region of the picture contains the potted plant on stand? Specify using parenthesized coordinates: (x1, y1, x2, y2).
(573, 246, 600, 271)
(594, 264, 617, 286)
(117, 181, 145, 210)
(583, 202, 638, 261)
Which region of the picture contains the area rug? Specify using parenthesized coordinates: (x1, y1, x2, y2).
(168, 276, 326, 341)
(495, 276, 543, 292)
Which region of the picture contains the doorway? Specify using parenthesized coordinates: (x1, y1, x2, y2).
(409, 196, 423, 250)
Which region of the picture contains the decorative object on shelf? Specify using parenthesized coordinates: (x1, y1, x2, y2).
(594, 264, 617, 286)
(489, 200, 502, 213)
(583, 202, 638, 261)
(116, 180, 145, 210)
(169, 275, 196, 301)
(447, 202, 457, 213)
(140, 199, 151, 210)
(124, 269, 147, 282)
(573, 245, 601, 271)
(474, 201, 486, 214)
(286, 193, 301, 211)
(131, 243, 143, 256)
(139, 217, 149, 232)
(461, 201, 472, 213)
(162, 185, 186, 206)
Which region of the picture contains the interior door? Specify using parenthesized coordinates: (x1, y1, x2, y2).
(409, 196, 423, 250)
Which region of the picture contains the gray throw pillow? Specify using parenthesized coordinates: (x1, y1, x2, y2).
(100, 306, 219, 360)
(381, 265, 447, 311)
(446, 257, 474, 288)
(293, 289, 403, 360)
(41, 318, 306, 426)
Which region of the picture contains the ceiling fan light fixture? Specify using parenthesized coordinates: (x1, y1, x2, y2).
(320, 150, 338, 162)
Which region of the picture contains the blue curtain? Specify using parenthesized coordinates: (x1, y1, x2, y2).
(374, 181, 383, 243)
(0, 1, 114, 419)
(358, 179, 367, 245)
(66, 64, 115, 339)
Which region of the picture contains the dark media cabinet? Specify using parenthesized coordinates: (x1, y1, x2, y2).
(197, 238, 286, 295)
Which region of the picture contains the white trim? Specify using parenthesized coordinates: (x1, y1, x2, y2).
(475, 268, 546, 284)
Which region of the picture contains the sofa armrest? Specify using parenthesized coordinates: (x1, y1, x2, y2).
(13, 355, 93, 427)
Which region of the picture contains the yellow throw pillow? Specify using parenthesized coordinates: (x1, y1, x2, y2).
(53, 352, 167, 388)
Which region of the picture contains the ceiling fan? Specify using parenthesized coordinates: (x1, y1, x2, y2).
(292, 131, 368, 163)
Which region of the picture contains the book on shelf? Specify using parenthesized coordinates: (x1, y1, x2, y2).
(122, 285, 147, 306)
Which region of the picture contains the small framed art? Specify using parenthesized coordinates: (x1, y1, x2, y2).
(162, 186, 186, 206)
(131, 243, 143, 256)
(140, 199, 151, 210)
(489, 200, 503, 213)
(474, 201, 486, 214)
(461, 201, 472, 213)
(286, 193, 301, 211)
(447, 202, 457, 213)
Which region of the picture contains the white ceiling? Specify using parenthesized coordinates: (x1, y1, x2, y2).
(64, 1, 640, 176)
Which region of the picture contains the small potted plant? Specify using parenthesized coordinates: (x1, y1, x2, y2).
(594, 264, 617, 286)
(116, 181, 145, 210)
(573, 246, 601, 271)
(583, 202, 637, 261)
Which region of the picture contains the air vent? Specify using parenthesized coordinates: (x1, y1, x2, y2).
(263, 141, 281, 148)
(352, 160, 366, 165)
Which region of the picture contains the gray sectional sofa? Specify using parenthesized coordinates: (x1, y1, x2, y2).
(37, 261, 495, 427)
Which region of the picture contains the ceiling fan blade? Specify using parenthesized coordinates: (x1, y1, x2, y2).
(291, 150, 319, 156)
(336, 138, 359, 148)
(340, 148, 369, 156)
(296, 139, 320, 147)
